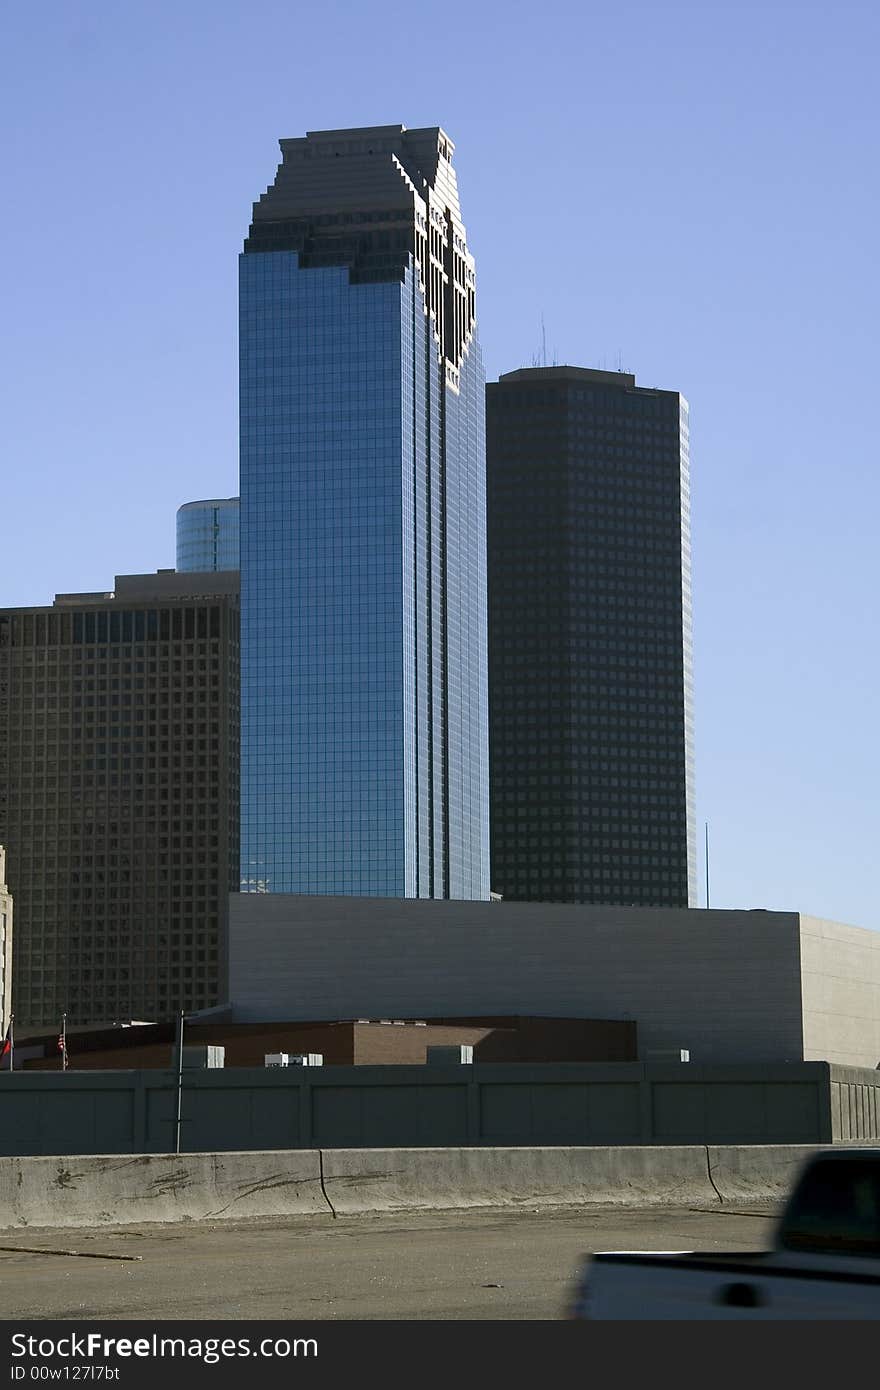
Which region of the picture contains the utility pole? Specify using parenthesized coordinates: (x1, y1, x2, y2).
(174, 1009, 185, 1154)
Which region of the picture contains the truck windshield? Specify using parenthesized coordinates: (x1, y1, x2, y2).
(779, 1158, 880, 1257)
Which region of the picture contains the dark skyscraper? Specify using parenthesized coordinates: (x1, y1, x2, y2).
(0, 571, 239, 1026)
(486, 366, 695, 907)
(239, 125, 489, 900)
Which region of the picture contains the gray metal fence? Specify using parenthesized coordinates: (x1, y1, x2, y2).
(2, 1061, 876, 1157)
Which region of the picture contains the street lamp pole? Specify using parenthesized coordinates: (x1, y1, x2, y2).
(174, 1008, 185, 1155)
(705, 821, 710, 909)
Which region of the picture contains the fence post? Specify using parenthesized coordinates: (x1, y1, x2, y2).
(132, 1069, 146, 1152)
(299, 1069, 312, 1149)
(467, 1071, 481, 1143)
(639, 1067, 653, 1143)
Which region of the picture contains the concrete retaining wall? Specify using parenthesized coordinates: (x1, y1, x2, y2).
(0, 1150, 326, 1230)
(0, 1145, 827, 1230)
(321, 1145, 719, 1214)
(707, 1145, 820, 1206)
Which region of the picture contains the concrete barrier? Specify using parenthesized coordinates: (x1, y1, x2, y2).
(708, 1145, 822, 1206)
(0, 1145, 831, 1230)
(0, 1150, 327, 1230)
(321, 1146, 720, 1214)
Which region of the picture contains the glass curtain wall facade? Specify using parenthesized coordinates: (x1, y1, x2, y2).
(487, 367, 696, 907)
(239, 126, 489, 899)
(177, 498, 240, 573)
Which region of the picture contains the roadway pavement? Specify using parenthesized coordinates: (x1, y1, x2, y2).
(0, 1204, 779, 1320)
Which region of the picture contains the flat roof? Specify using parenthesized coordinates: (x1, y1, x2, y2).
(495, 366, 681, 398)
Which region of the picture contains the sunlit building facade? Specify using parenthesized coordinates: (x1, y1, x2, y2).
(239, 126, 489, 899)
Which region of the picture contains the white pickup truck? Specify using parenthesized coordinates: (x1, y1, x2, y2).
(570, 1147, 880, 1319)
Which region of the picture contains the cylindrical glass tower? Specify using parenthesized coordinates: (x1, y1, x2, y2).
(176, 498, 240, 572)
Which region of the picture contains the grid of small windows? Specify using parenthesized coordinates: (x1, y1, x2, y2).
(486, 375, 695, 908)
(0, 596, 239, 1027)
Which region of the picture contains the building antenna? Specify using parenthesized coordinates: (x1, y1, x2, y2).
(541, 315, 547, 368)
(705, 821, 710, 909)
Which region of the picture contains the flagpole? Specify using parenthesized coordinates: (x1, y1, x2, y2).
(9, 1013, 13, 1072)
(62, 1011, 67, 1072)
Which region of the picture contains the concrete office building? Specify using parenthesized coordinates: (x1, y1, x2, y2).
(239, 125, 489, 899)
(176, 498, 240, 573)
(0, 845, 12, 1035)
(228, 896, 880, 1069)
(486, 366, 695, 906)
(0, 571, 239, 1027)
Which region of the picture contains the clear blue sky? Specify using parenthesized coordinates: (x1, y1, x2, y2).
(2, 1, 878, 928)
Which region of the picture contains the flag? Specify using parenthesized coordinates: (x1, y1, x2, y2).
(57, 1035, 65, 1053)
(0, 1020, 11, 1065)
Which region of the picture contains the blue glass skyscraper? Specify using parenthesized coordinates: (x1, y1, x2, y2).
(239, 126, 489, 899)
(176, 498, 240, 573)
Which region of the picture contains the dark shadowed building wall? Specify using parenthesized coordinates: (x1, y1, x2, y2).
(486, 366, 695, 906)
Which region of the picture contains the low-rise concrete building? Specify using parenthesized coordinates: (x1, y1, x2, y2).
(229, 896, 880, 1068)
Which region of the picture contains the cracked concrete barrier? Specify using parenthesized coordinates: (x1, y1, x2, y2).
(0, 1151, 328, 1229)
(320, 1146, 720, 1214)
(707, 1145, 822, 1207)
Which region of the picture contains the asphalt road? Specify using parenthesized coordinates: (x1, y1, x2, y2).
(0, 1204, 778, 1320)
